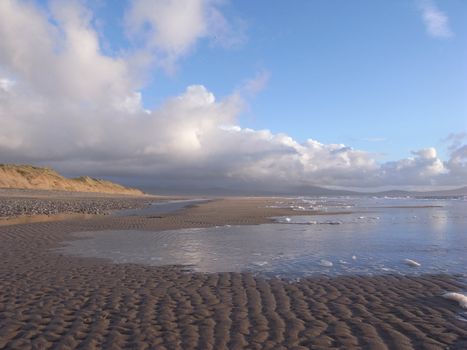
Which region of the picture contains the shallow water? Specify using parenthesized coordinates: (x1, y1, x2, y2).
(58, 197, 467, 278)
(112, 199, 208, 217)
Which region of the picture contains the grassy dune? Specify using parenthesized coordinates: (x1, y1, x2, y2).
(0, 164, 143, 195)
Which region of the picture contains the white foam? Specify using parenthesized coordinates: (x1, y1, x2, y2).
(291, 205, 306, 211)
(381, 267, 396, 272)
(253, 261, 268, 267)
(403, 259, 421, 267)
(352, 255, 357, 260)
(442, 292, 467, 309)
(284, 217, 291, 222)
(319, 259, 333, 267)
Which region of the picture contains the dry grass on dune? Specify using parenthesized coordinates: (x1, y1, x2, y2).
(0, 164, 143, 195)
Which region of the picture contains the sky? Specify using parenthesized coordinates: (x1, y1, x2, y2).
(0, 0, 466, 192)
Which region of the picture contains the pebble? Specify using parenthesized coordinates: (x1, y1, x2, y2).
(0, 197, 151, 218)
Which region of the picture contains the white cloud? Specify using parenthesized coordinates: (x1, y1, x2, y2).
(418, 0, 453, 39)
(125, 0, 243, 72)
(0, 78, 14, 92)
(445, 144, 467, 184)
(126, 0, 207, 55)
(241, 70, 270, 96)
(380, 147, 448, 186)
(0, 0, 135, 107)
(443, 132, 467, 152)
(0, 0, 465, 191)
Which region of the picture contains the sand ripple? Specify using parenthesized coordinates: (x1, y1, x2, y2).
(0, 198, 466, 349)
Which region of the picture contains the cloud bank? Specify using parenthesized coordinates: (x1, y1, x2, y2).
(0, 0, 465, 191)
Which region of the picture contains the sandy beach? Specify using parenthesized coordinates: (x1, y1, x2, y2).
(2, 0, 466, 348)
(0, 196, 466, 349)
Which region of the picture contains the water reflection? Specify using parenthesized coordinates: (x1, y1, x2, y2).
(112, 199, 208, 217)
(58, 197, 467, 278)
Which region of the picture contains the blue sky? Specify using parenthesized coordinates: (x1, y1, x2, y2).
(1, 0, 466, 189)
(85, 0, 467, 161)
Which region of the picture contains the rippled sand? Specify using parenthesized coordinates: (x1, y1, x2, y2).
(0, 197, 466, 349)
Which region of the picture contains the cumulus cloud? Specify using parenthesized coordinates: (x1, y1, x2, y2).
(445, 144, 467, 185)
(418, 0, 453, 39)
(0, 0, 465, 191)
(125, 0, 244, 72)
(380, 148, 447, 186)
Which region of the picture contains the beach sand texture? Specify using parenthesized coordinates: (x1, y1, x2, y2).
(0, 198, 466, 349)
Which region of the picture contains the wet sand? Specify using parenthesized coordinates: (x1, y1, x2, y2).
(0, 212, 97, 227)
(0, 197, 466, 349)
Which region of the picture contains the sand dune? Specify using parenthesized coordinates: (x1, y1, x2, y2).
(0, 164, 143, 195)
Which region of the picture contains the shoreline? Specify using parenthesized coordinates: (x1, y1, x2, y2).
(0, 196, 466, 349)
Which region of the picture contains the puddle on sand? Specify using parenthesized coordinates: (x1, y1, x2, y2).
(112, 199, 209, 217)
(57, 197, 467, 279)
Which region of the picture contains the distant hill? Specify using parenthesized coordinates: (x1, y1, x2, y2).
(144, 184, 467, 197)
(423, 186, 467, 197)
(367, 187, 467, 198)
(286, 185, 467, 197)
(288, 185, 360, 196)
(0, 164, 144, 195)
